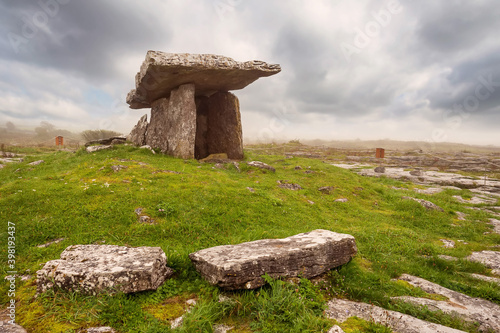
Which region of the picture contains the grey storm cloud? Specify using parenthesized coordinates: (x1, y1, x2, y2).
(0, 0, 499, 144)
(1, 0, 169, 81)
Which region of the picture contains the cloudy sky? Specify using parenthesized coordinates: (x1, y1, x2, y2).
(1, 0, 499, 145)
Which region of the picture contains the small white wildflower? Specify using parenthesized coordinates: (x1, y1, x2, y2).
(103, 182, 110, 188)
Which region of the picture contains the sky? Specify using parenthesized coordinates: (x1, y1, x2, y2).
(1, 0, 499, 145)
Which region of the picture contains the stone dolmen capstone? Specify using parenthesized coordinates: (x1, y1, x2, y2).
(127, 51, 281, 160)
(189, 229, 357, 290)
(37, 245, 173, 295)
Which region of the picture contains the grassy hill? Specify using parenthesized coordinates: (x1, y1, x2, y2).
(1, 144, 499, 332)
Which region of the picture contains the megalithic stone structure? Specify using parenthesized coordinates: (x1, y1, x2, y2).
(126, 51, 281, 159)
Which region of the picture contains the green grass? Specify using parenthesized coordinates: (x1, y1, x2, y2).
(0, 144, 499, 332)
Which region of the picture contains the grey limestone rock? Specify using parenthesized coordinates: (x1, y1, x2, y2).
(467, 251, 500, 275)
(127, 51, 281, 109)
(0, 322, 28, 333)
(27, 160, 44, 166)
(86, 327, 116, 333)
(37, 245, 173, 295)
(277, 180, 302, 190)
(326, 298, 466, 333)
(128, 114, 149, 146)
(402, 196, 444, 211)
(394, 274, 500, 332)
(189, 229, 357, 290)
(85, 136, 126, 147)
(247, 161, 275, 172)
(86, 145, 112, 153)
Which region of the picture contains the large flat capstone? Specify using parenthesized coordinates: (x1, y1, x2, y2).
(37, 245, 173, 295)
(189, 229, 357, 290)
(127, 51, 281, 109)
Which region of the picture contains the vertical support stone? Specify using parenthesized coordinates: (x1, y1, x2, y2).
(128, 114, 149, 146)
(195, 96, 209, 160)
(206, 91, 243, 160)
(166, 83, 197, 159)
(146, 99, 169, 152)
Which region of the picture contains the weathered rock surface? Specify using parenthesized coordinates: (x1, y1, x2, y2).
(0, 322, 28, 333)
(128, 114, 148, 146)
(28, 160, 44, 166)
(318, 186, 335, 194)
(85, 136, 126, 147)
(415, 187, 443, 195)
(37, 245, 173, 295)
(453, 195, 497, 205)
(470, 273, 500, 285)
(37, 238, 65, 248)
(86, 145, 112, 153)
(189, 229, 357, 290)
(356, 167, 500, 192)
(394, 274, 500, 332)
(467, 251, 500, 275)
(86, 327, 116, 333)
(205, 92, 243, 159)
(402, 196, 444, 211)
(127, 51, 281, 109)
(326, 298, 465, 333)
(328, 325, 345, 333)
(440, 239, 455, 248)
(374, 166, 385, 173)
(145, 98, 169, 152)
(247, 161, 275, 172)
(277, 180, 302, 190)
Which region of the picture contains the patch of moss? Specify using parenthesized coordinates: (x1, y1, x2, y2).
(143, 302, 185, 321)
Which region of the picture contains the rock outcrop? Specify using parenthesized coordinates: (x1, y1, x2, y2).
(128, 114, 148, 146)
(127, 51, 281, 108)
(189, 229, 357, 290)
(326, 298, 465, 333)
(127, 51, 280, 159)
(37, 245, 173, 295)
(467, 251, 500, 274)
(394, 274, 500, 332)
(0, 322, 28, 333)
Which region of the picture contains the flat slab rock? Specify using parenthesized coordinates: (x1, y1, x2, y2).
(326, 298, 465, 333)
(393, 274, 500, 332)
(37, 245, 173, 295)
(189, 229, 357, 290)
(467, 251, 500, 275)
(0, 322, 27, 333)
(127, 51, 281, 109)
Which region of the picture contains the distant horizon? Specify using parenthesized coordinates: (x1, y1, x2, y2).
(2, 122, 499, 151)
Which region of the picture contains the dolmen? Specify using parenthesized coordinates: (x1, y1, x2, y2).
(127, 51, 281, 159)
(37, 245, 173, 295)
(189, 229, 357, 290)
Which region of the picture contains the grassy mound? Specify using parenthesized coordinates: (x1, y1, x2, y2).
(0, 145, 499, 332)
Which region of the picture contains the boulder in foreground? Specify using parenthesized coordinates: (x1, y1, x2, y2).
(189, 229, 357, 290)
(37, 245, 173, 295)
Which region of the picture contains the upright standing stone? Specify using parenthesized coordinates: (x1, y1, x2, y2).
(206, 92, 243, 160)
(195, 96, 209, 159)
(146, 98, 170, 153)
(128, 114, 148, 146)
(166, 84, 197, 159)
